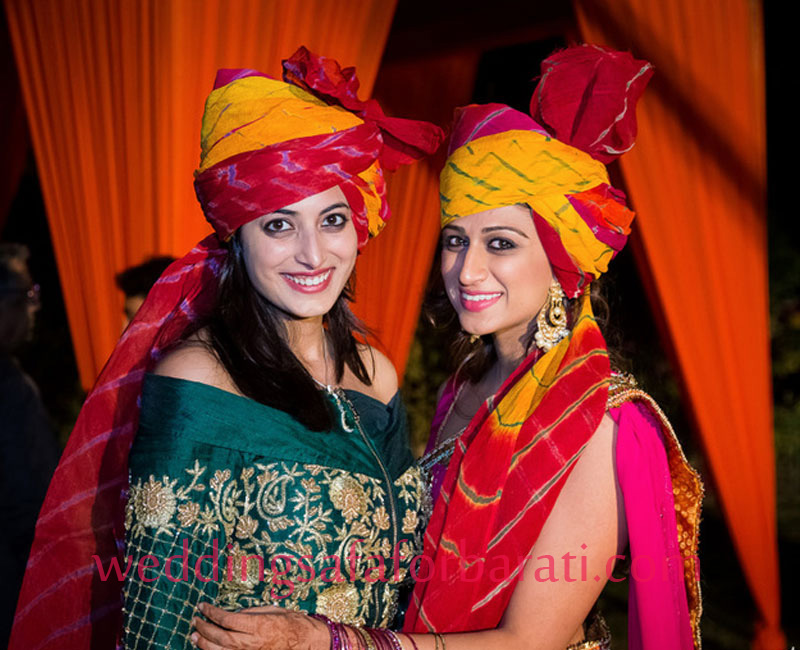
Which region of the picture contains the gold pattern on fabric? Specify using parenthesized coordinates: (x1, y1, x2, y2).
(607, 384, 704, 650)
(124, 459, 429, 645)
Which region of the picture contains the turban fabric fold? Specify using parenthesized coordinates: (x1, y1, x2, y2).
(10, 47, 443, 650)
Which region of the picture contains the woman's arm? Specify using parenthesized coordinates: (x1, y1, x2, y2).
(192, 413, 625, 650)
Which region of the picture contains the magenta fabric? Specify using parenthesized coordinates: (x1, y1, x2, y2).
(445, 103, 549, 156)
(610, 400, 694, 650)
(530, 45, 654, 164)
(423, 377, 458, 502)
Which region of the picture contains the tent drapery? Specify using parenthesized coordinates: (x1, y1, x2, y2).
(575, 1, 783, 647)
(4, 0, 397, 390)
(355, 51, 480, 376)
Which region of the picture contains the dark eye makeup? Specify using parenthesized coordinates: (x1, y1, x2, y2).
(443, 234, 466, 249)
(442, 233, 517, 252)
(322, 213, 349, 228)
(263, 218, 291, 233)
(488, 237, 516, 250)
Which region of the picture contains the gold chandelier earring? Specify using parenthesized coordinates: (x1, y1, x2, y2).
(534, 279, 570, 352)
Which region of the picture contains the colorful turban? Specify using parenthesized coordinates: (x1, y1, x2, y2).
(195, 47, 444, 246)
(9, 48, 443, 650)
(440, 44, 653, 297)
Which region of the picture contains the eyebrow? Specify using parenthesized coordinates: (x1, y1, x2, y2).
(442, 224, 529, 238)
(271, 202, 351, 217)
(481, 225, 529, 238)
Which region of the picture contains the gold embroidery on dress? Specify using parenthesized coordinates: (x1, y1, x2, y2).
(125, 459, 430, 635)
(330, 475, 368, 523)
(316, 582, 360, 623)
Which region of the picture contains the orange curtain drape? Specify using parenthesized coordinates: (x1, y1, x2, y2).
(354, 51, 479, 376)
(575, 2, 782, 647)
(5, 0, 397, 389)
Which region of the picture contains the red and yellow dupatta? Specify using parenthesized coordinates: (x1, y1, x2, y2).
(405, 292, 610, 631)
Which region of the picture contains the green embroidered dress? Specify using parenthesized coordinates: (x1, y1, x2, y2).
(123, 374, 430, 649)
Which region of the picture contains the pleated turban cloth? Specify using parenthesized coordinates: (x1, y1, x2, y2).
(195, 46, 444, 246)
(440, 45, 653, 297)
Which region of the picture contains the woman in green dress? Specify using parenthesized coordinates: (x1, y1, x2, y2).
(9, 47, 442, 650)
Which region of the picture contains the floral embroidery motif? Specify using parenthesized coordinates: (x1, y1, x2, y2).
(125, 460, 430, 627)
(372, 506, 390, 531)
(129, 475, 177, 530)
(402, 509, 419, 535)
(316, 583, 361, 625)
(329, 475, 368, 523)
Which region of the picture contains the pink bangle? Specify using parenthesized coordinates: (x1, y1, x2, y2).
(311, 614, 343, 650)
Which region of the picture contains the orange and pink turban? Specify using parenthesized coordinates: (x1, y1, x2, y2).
(440, 44, 653, 297)
(10, 47, 443, 650)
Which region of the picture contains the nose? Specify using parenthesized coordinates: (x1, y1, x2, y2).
(295, 226, 324, 269)
(458, 244, 488, 286)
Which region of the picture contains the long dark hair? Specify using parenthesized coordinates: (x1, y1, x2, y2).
(424, 246, 622, 386)
(202, 231, 371, 431)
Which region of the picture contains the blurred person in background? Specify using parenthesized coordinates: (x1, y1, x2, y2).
(0, 243, 60, 648)
(116, 255, 177, 327)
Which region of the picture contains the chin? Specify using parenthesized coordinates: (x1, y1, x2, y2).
(283, 303, 336, 320)
(280, 293, 341, 320)
(457, 313, 498, 337)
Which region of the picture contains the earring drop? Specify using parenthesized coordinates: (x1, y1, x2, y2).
(534, 279, 569, 352)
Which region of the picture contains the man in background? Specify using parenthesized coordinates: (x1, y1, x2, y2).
(0, 243, 60, 647)
(115, 255, 175, 327)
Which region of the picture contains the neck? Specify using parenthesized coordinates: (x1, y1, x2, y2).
(490, 319, 534, 385)
(284, 315, 327, 366)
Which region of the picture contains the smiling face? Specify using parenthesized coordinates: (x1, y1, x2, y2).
(239, 185, 358, 320)
(441, 204, 554, 342)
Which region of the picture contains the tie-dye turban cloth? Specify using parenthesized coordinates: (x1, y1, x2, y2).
(404, 45, 663, 634)
(10, 47, 443, 650)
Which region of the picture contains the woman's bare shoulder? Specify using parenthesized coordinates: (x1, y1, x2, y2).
(152, 330, 239, 394)
(355, 344, 398, 405)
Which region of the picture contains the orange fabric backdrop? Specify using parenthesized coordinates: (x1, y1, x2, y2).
(355, 51, 479, 375)
(575, 2, 783, 647)
(5, 0, 397, 389)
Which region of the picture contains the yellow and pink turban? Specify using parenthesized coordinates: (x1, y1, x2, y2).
(440, 44, 653, 297)
(195, 46, 444, 246)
